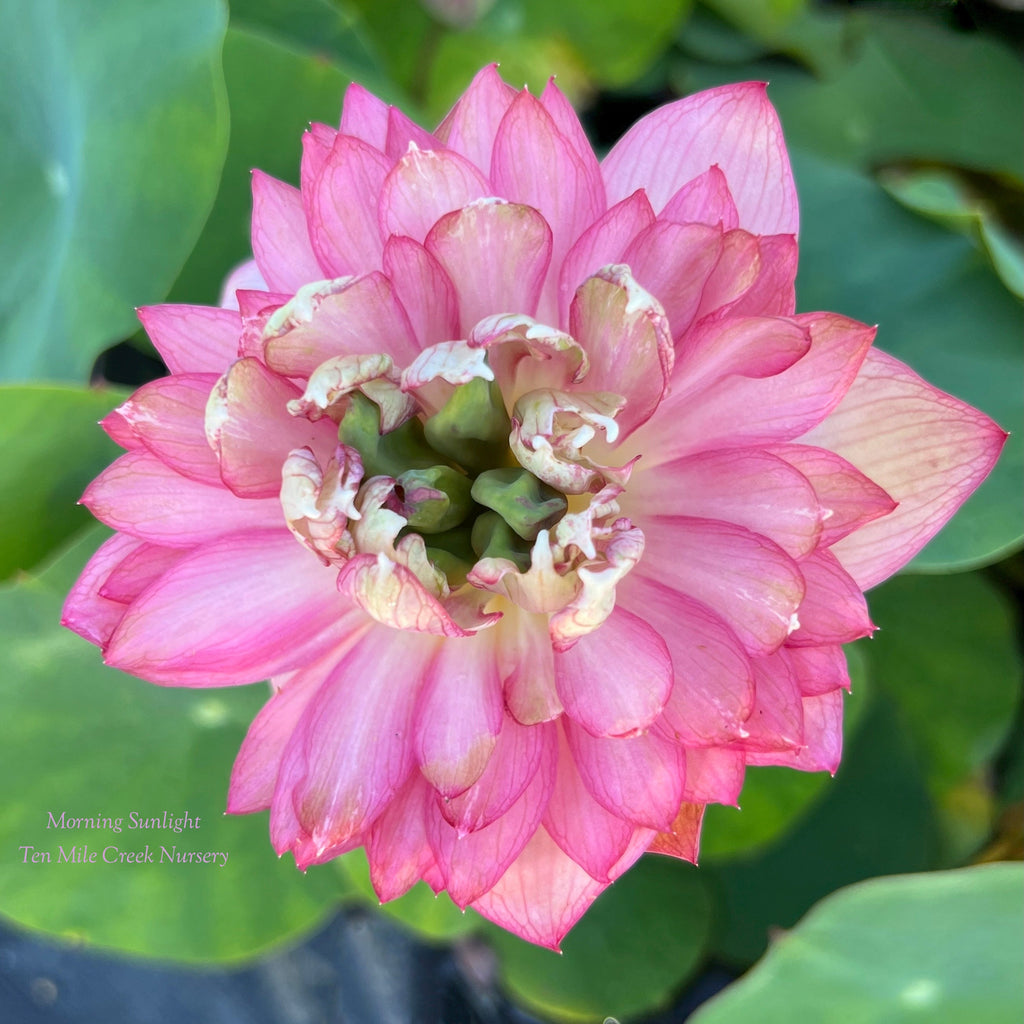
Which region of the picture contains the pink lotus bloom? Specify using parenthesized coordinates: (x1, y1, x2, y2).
(64, 68, 1005, 949)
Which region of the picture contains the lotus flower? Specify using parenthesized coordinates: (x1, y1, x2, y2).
(63, 67, 1005, 949)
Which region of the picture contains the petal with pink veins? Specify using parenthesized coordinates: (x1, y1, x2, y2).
(799, 348, 1007, 589)
(425, 199, 552, 334)
(660, 165, 739, 230)
(105, 529, 363, 686)
(498, 606, 563, 725)
(82, 451, 282, 547)
(61, 533, 145, 648)
(602, 81, 798, 236)
(682, 747, 746, 806)
(340, 82, 389, 150)
(137, 305, 241, 376)
(738, 653, 805, 754)
(366, 773, 436, 901)
(648, 801, 704, 863)
(780, 643, 851, 697)
(565, 719, 686, 830)
(434, 63, 517, 175)
(251, 170, 323, 293)
(788, 549, 875, 647)
(99, 543, 186, 604)
(747, 689, 843, 773)
(414, 631, 504, 797)
(554, 605, 672, 738)
(720, 233, 798, 319)
(309, 134, 391, 276)
(383, 235, 460, 349)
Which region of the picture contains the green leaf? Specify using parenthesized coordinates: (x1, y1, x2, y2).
(488, 857, 712, 1022)
(865, 572, 1022, 859)
(0, 387, 125, 581)
(0, 0, 229, 382)
(709, 690, 941, 965)
(701, 646, 868, 860)
(169, 26, 363, 307)
(0, 563, 342, 962)
(691, 864, 1024, 1024)
(791, 150, 1023, 571)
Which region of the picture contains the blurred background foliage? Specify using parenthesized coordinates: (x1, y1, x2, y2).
(0, 0, 1021, 1021)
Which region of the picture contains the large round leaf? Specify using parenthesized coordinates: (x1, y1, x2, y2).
(0, 560, 343, 962)
(692, 864, 1024, 1024)
(0, 0, 229, 382)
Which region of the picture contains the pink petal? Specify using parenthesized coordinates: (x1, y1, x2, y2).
(558, 189, 655, 327)
(61, 533, 143, 648)
(569, 265, 673, 438)
(384, 105, 441, 162)
(427, 734, 556, 907)
(682, 746, 746, 805)
(207, 357, 337, 498)
(544, 726, 654, 880)
(115, 374, 221, 485)
(602, 82, 798, 236)
(621, 221, 723, 341)
(440, 717, 554, 834)
(628, 447, 823, 559)
(799, 348, 1007, 589)
(425, 200, 552, 334)
(498, 606, 563, 725)
(781, 643, 851, 697)
(227, 654, 333, 814)
(737, 653, 804, 753)
(660, 165, 739, 230)
(366, 773, 436, 901)
(382, 235, 459, 349)
(137, 305, 241, 376)
(251, 170, 323, 294)
(635, 516, 805, 656)
(264, 272, 420, 377)
(470, 826, 608, 951)
(720, 233, 798, 319)
(308, 134, 390, 276)
(300, 124, 336, 209)
(647, 801, 704, 863)
(100, 407, 143, 451)
(434, 64, 517, 174)
(280, 625, 436, 854)
(339, 81, 389, 150)
(693, 229, 762, 320)
(105, 529, 360, 685)
(82, 451, 281, 547)
(99, 542, 185, 604)
(565, 719, 686, 830)
(768, 443, 897, 548)
(788, 549, 874, 647)
(618, 575, 754, 746)
(554, 605, 672, 738)
(491, 90, 605, 322)
(414, 632, 504, 796)
(218, 260, 269, 310)
(379, 146, 491, 245)
(747, 689, 843, 773)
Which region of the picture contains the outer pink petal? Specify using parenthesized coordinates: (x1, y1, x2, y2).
(768, 443, 897, 548)
(558, 189, 655, 327)
(799, 348, 1007, 588)
(99, 542, 186, 604)
(647, 801, 704, 863)
(747, 689, 843, 773)
(434, 64, 517, 175)
(660, 165, 739, 230)
(251, 170, 323, 294)
(114, 374, 221, 485)
(208, 357, 337, 498)
(601, 82, 798, 236)
(621, 221, 723, 341)
(470, 826, 608, 951)
(682, 746, 745, 805)
(309, 134, 390, 276)
(137, 305, 241, 376)
(635, 516, 805, 657)
(618, 576, 754, 746)
(425, 200, 552, 334)
(366, 773, 435, 902)
(737, 653, 804, 754)
(544, 726, 655, 880)
(105, 529, 359, 686)
(781, 643, 851, 697)
(554, 605, 672, 738)
(492, 90, 605, 321)
(414, 632, 504, 797)
(378, 146, 491, 245)
(300, 125, 336, 211)
(788, 549, 874, 647)
(719, 233, 798, 319)
(218, 260, 268, 310)
(628, 448, 823, 559)
(61, 533, 144, 648)
(565, 720, 686, 830)
(82, 451, 281, 547)
(281, 625, 435, 855)
(427, 733, 557, 908)
(384, 105, 439, 160)
(441, 717, 554, 834)
(264, 272, 420, 377)
(382, 235, 460, 349)
(339, 81, 389, 150)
